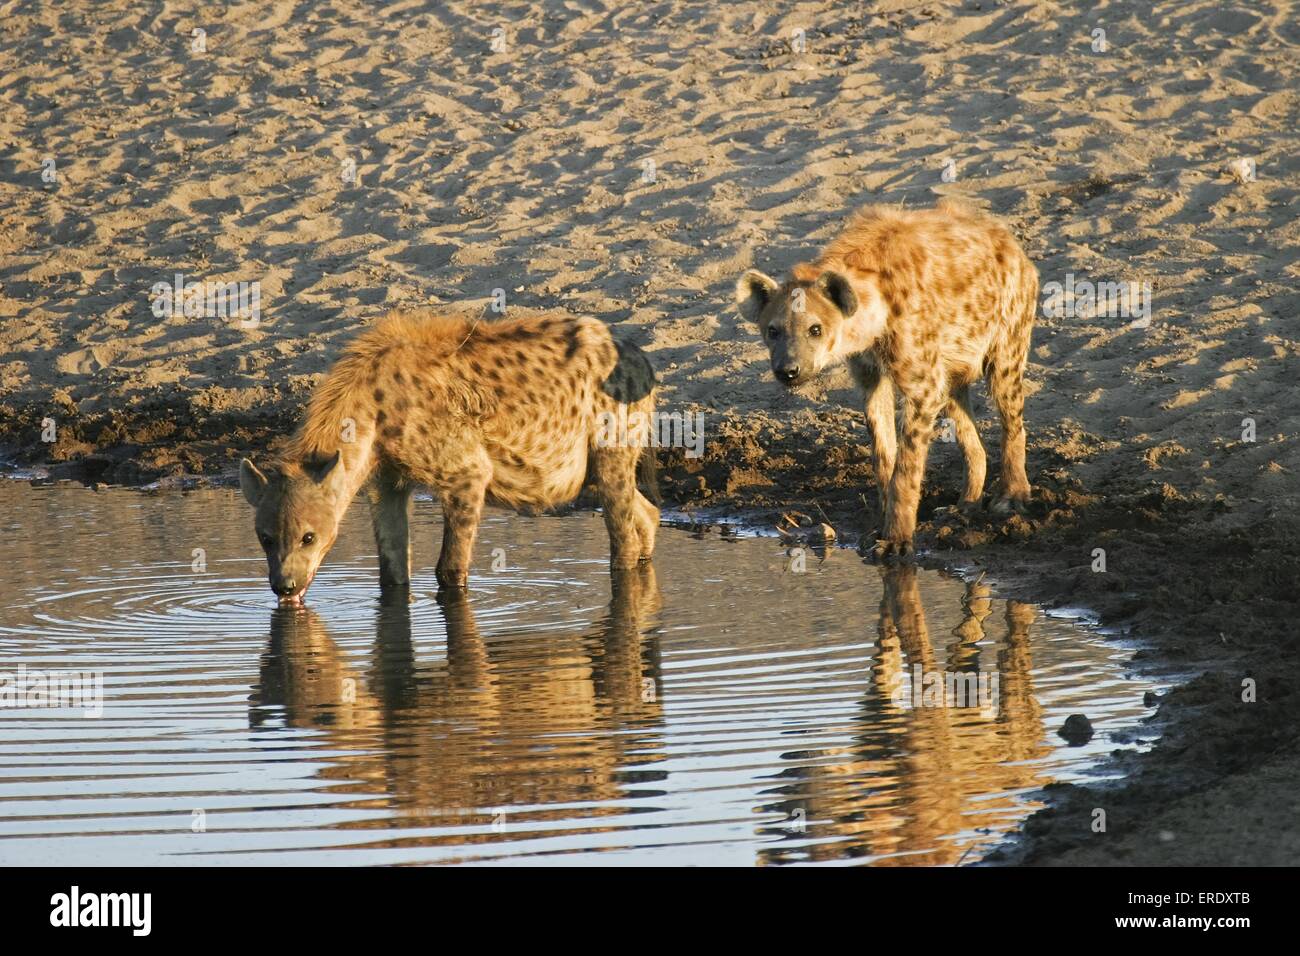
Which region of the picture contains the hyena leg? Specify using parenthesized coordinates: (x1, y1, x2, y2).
(367, 466, 413, 588)
(593, 445, 649, 568)
(875, 388, 945, 561)
(635, 491, 659, 559)
(945, 384, 986, 507)
(988, 356, 1031, 514)
(850, 356, 897, 522)
(435, 461, 491, 591)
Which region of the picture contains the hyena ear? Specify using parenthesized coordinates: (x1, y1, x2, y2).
(303, 449, 343, 486)
(239, 458, 268, 507)
(815, 271, 858, 318)
(735, 270, 779, 326)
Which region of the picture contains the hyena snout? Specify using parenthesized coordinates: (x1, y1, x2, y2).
(768, 339, 812, 387)
(773, 362, 801, 385)
(266, 550, 325, 602)
(270, 573, 298, 597)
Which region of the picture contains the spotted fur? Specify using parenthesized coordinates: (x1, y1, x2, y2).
(240, 309, 659, 600)
(736, 199, 1038, 559)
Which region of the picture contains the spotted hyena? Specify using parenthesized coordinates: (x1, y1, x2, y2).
(239, 310, 659, 602)
(736, 199, 1037, 559)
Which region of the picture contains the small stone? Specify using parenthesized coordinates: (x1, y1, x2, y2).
(1059, 714, 1094, 744)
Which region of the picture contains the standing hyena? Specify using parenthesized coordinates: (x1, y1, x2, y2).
(239, 310, 660, 603)
(736, 199, 1037, 559)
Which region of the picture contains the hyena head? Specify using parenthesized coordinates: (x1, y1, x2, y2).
(239, 452, 348, 605)
(735, 264, 881, 388)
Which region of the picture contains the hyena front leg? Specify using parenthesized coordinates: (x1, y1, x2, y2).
(435, 457, 491, 591)
(849, 354, 896, 523)
(367, 465, 413, 588)
(593, 445, 651, 568)
(875, 383, 946, 561)
(945, 384, 986, 508)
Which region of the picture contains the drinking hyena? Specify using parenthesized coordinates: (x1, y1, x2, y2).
(736, 199, 1037, 559)
(239, 309, 660, 602)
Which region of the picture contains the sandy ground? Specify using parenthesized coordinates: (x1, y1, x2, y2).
(2, 0, 1300, 864)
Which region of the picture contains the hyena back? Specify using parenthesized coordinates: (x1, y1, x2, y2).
(240, 310, 659, 601)
(736, 200, 1037, 558)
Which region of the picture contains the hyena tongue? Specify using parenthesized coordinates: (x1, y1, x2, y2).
(279, 573, 314, 606)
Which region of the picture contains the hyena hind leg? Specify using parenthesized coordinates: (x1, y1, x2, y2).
(945, 384, 987, 508)
(435, 464, 491, 591)
(593, 445, 653, 568)
(987, 357, 1032, 514)
(635, 491, 659, 559)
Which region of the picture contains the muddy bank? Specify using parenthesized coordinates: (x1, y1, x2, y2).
(5, 395, 1298, 866)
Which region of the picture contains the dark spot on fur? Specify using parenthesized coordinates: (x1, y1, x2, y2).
(601, 336, 656, 404)
(374, 388, 386, 403)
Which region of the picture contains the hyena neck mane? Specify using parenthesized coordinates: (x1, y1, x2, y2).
(279, 311, 479, 500)
(281, 378, 376, 506)
(280, 329, 403, 501)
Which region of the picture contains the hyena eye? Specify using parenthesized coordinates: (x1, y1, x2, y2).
(258, 533, 274, 550)
(767, 326, 781, 340)
(809, 325, 823, 337)
(301, 532, 316, 546)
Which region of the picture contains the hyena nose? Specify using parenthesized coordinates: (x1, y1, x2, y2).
(775, 365, 801, 384)
(272, 578, 297, 596)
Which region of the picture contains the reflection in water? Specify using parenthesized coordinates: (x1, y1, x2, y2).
(245, 565, 1057, 864)
(759, 569, 1046, 865)
(251, 567, 665, 842)
(0, 483, 1164, 866)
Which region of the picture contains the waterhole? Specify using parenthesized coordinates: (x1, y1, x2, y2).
(0, 482, 1161, 865)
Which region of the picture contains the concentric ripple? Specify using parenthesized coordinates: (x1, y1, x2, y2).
(0, 482, 1166, 866)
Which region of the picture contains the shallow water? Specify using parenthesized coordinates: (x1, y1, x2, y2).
(0, 482, 1161, 866)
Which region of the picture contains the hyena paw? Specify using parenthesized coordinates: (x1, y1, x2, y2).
(435, 567, 469, 590)
(872, 538, 915, 562)
(989, 494, 1029, 516)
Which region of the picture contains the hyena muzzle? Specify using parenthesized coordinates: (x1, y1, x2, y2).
(736, 200, 1038, 560)
(239, 310, 660, 603)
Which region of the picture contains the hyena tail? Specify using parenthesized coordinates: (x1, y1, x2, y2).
(637, 446, 661, 506)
